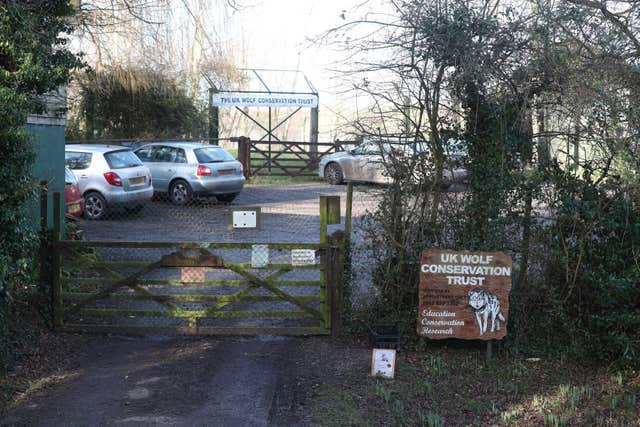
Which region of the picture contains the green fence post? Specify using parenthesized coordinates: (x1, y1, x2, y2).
(52, 192, 63, 329)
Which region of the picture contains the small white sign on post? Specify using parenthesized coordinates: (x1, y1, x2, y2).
(371, 349, 397, 379)
(291, 249, 316, 266)
(251, 245, 269, 268)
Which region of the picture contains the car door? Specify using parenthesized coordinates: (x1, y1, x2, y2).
(151, 146, 179, 192)
(353, 142, 385, 183)
(135, 145, 164, 190)
(172, 147, 189, 181)
(64, 151, 93, 193)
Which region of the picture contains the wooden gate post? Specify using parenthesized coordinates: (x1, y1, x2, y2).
(38, 182, 49, 302)
(345, 182, 353, 244)
(326, 246, 339, 337)
(320, 195, 342, 334)
(208, 87, 219, 144)
(326, 233, 345, 337)
(52, 192, 63, 329)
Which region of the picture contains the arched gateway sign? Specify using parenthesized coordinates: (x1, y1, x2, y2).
(418, 249, 513, 341)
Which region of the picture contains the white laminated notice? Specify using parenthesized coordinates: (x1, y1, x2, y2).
(233, 210, 257, 228)
(291, 249, 316, 266)
(371, 349, 397, 379)
(251, 245, 269, 268)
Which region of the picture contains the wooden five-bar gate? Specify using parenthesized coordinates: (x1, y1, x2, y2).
(236, 138, 349, 178)
(46, 193, 343, 336)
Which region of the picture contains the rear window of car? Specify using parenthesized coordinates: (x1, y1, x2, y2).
(194, 147, 235, 163)
(104, 150, 143, 169)
(64, 168, 78, 185)
(65, 152, 92, 170)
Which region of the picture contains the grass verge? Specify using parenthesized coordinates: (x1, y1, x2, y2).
(311, 344, 640, 426)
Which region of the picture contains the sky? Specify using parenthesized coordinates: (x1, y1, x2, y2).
(225, 0, 381, 138)
(229, 0, 356, 91)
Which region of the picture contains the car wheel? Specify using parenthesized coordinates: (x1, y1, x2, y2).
(169, 179, 192, 205)
(83, 192, 107, 220)
(324, 163, 344, 185)
(216, 193, 239, 203)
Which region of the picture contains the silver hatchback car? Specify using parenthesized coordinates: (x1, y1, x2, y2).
(65, 145, 153, 219)
(134, 142, 245, 204)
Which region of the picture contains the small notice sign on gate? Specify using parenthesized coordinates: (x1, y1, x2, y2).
(291, 249, 316, 266)
(418, 250, 512, 340)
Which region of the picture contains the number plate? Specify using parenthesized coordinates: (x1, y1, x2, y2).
(68, 203, 81, 214)
(129, 176, 145, 185)
(218, 169, 234, 175)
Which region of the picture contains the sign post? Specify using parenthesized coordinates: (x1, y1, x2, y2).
(418, 250, 512, 357)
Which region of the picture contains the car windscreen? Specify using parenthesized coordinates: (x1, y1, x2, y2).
(194, 147, 235, 163)
(104, 150, 144, 169)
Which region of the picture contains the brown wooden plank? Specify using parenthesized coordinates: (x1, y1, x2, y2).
(63, 259, 164, 317)
(57, 241, 326, 250)
(63, 292, 323, 303)
(78, 309, 313, 318)
(61, 324, 329, 336)
(224, 262, 324, 320)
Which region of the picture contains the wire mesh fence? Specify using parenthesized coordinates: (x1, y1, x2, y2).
(70, 182, 373, 244)
(58, 137, 388, 332)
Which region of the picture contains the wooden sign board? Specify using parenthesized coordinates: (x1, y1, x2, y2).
(418, 250, 512, 340)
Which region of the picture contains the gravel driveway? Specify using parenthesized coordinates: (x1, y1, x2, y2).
(78, 182, 380, 244)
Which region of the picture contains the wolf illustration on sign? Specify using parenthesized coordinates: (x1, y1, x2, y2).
(468, 288, 506, 336)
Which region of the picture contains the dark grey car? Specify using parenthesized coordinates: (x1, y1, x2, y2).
(134, 142, 245, 204)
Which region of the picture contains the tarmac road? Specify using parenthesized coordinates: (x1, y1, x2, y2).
(1, 335, 368, 427)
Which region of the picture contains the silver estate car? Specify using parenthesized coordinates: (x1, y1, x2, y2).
(319, 140, 468, 185)
(65, 145, 153, 220)
(134, 142, 245, 204)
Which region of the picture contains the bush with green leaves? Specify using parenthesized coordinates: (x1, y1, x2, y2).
(337, 0, 640, 369)
(0, 0, 80, 371)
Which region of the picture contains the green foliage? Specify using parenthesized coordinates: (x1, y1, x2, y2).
(348, 0, 640, 369)
(68, 66, 206, 139)
(547, 168, 640, 366)
(0, 0, 80, 371)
